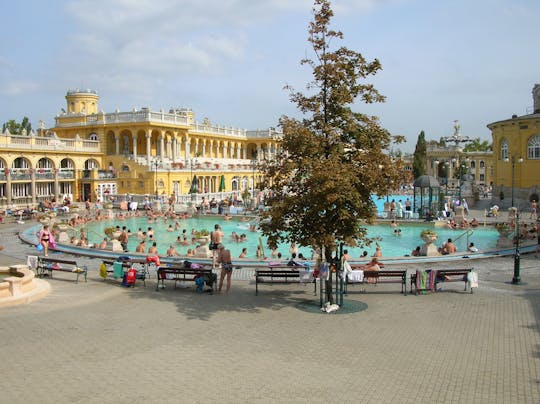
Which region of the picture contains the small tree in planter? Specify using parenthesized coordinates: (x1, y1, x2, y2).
(193, 229, 210, 245)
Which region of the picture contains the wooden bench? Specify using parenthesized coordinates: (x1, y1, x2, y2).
(346, 269, 407, 295)
(156, 264, 215, 292)
(410, 268, 474, 295)
(37, 257, 87, 283)
(255, 265, 314, 295)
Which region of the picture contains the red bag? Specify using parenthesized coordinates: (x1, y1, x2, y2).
(126, 268, 137, 285)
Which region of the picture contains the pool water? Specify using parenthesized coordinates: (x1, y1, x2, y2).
(82, 215, 500, 260)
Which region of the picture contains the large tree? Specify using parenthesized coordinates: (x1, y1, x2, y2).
(412, 130, 426, 178)
(260, 0, 402, 290)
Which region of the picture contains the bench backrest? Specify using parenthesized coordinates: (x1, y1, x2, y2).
(267, 264, 307, 269)
(430, 268, 473, 275)
(363, 270, 406, 277)
(40, 258, 78, 266)
(257, 270, 300, 276)
(160, 266, 212, 274)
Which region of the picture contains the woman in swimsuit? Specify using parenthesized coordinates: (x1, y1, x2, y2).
(39, 224, 51, 257)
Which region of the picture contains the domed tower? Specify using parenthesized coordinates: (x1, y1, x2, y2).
(65, 89, 99, 114)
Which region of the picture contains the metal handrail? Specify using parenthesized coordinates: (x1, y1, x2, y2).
(453, 228, 474, 245)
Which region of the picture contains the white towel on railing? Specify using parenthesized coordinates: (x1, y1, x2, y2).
(299, 270, 312, 283)
(348, 270, 364, 283)
(27, 255, 38, 271)
(467, 271, 479, 288)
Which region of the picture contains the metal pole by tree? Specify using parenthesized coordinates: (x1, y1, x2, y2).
(152, 158, 160, 200)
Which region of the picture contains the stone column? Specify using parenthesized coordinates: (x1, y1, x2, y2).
(132, 134, 138, 160)
(172, 135, 177, 162)
(115, 134, 120, 155)
(166, 137, 172, 160)
(30, 169, 36, 205)
(6, 169, 12, 206)
(54, 169, 59, 201)
(159, 132, 165, 159)
(146, 132, 151, 165)
(185, 138, 190, 161)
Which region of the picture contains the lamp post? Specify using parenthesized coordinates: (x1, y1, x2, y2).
(504, 156, 523, 208)
(511, 211, 522, 284)
(151, 158, 160, 200)
(251, 158, 257, 197)
(504, 155, 523, 284)
(444, 161, 450, 198)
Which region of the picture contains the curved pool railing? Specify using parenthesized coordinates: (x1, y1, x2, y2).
(20, 223, 537, 267)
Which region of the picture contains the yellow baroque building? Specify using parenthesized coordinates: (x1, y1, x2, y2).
(0, 89, 280, 208)
(487, 84, 540, 208)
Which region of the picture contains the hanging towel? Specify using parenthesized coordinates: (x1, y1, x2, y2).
(113, 261, 124, 279)
(348, 270, 364, 283)
(27, 255, 38, 272)
(342, 260, 352, 276)
(49, 233, 57, 249)
(99, 262, 108, 279)
(428, 270, 438, 292)
(467, 271, 479, 289)
(416, 270, 428, 294)
(299, 269, 312, 283)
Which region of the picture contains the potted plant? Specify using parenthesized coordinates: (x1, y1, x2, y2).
(193, 229, 210, 245)
(495, 222, 513, 236)
(104, 226, 121, 240)
(420, 229, 438, 244)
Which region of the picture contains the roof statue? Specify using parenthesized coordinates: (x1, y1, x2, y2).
(441, 120, 472, 149)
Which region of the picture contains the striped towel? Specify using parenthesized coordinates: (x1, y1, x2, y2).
(416, 270, 428, 294)
(428, 270, 437, 292)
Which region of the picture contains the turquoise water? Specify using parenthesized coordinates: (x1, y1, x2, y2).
(82, 215, 499, 260)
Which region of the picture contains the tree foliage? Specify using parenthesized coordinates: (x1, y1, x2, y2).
(463, 137, 491, 152)
(260, 0, 402, 255)
(2, 117, 32, 135)
(412, 130, 426, 179)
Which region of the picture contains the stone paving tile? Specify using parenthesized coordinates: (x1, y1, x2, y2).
(1, 220, 539, 403)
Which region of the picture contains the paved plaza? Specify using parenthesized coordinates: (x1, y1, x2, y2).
(1, 218, 539, 403)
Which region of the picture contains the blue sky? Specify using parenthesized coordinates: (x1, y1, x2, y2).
(1, 0, 539, 152)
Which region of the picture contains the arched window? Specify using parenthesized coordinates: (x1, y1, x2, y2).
(470, 161, 476, 169)
(500, 138, 508, 160)
(85, 159, 99, 170)
(89, 133, 99, 141)
(527, 135, 540, 159)
(480, 160, 485, 168)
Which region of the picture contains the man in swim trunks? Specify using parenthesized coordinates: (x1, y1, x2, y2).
(217, 244, 233, 293)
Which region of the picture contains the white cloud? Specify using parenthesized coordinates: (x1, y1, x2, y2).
(0, 80, 40, 96)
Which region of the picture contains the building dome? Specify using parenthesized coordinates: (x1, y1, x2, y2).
(413, 175, 440, 188)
